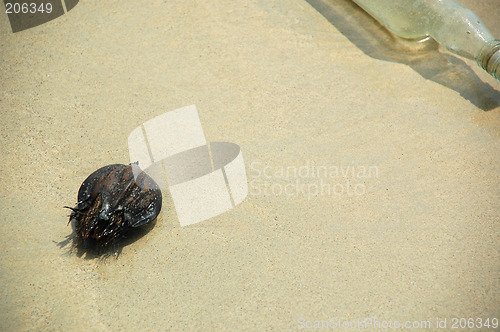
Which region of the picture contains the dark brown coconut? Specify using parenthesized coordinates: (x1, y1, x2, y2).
(66, 164, 162, 252)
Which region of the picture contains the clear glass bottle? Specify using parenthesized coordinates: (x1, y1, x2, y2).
(352, 0, 500, 81)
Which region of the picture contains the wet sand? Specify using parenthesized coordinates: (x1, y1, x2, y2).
(1, 0, 499, 330)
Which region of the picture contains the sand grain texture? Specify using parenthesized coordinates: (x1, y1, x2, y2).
(0, 0, 499, 331)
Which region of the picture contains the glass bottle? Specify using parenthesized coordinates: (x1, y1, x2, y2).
(352, 0, 500, 81)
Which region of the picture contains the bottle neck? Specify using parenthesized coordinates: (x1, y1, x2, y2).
(478, 40, 500, 81)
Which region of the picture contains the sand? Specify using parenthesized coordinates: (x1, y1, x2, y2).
(0, 0, 499, 330)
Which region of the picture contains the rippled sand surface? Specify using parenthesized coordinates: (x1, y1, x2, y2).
(1, 1, 499, 330)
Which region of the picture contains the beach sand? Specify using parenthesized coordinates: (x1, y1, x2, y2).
(0, 0, 499, 330)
